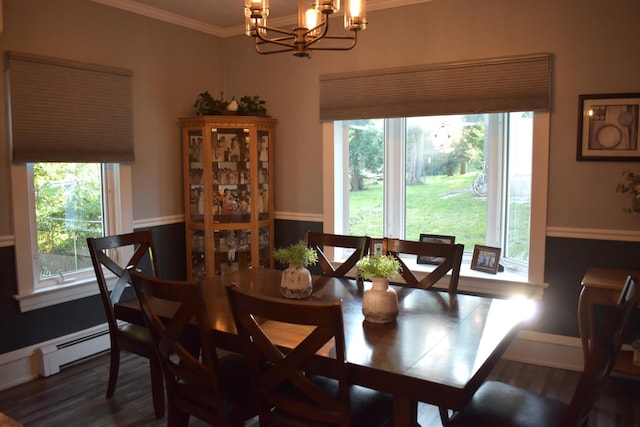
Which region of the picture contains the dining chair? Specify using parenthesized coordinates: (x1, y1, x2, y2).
(224, 283, 394, 427)
(383, 237, 464, 293)
(443, 275, 640, 427)
(87, 230, 164, 419)
(129, 270, 257, 427)
(305, 231, 371, 278)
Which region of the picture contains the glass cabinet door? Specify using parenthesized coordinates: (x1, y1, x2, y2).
(190, 229, 206, 280)
(211, 128, 251, 224)
(257, 129, 270, 220)
(187, 131, 204, 222)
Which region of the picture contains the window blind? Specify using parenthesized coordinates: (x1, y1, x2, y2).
(319, 53, 551, 121)
(7, 52, 134, 163)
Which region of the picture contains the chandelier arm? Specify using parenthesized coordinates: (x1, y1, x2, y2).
(257, 37, 299, 50)
(257, 35, 296, 43)
(254, 24, 295, 38)
(309, 31, 358, 51)
(255, 45, 297, 55)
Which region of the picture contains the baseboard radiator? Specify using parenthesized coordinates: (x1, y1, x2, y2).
(38, 326, 111, 377)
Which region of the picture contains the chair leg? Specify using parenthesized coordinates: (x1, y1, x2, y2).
(149, 355, 165, 419)
(167, 404, 190, 427)
(106, 347, 120, 398)
(439, 406, 452, 425)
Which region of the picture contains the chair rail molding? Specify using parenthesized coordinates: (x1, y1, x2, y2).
(546, 226, 640, 242)
(274, 211, 324, 223)
(0, 235, 14, 248)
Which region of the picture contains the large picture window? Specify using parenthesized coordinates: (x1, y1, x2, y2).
(324, 112, 548, 286)
(336, 112, 532, 271)
(321, 55, 550, 286)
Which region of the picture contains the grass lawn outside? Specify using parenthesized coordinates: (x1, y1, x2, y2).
(348, 172, 530, 261)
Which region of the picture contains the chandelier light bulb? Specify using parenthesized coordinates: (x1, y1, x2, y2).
(345, 0, 366, 30)
(314, 0, 340, 14)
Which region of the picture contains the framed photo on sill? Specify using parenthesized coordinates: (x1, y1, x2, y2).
(470, 245, 501, 274)
(577, 93, 640, 161)
(416, 234, 455, 265)
(370, 238, 384, 256)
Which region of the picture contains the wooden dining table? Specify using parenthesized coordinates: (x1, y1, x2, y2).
(115, 267, 537, 426)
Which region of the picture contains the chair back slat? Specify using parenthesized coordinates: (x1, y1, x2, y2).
(383, 238, 464, 293)
(305, 231, 370, 278)
(225, 283, 352, 426)
(87, 230, 159, 325)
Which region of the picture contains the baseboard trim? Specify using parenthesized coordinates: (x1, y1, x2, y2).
(504, 330, 583, 372)
(0, 323, 111, 391)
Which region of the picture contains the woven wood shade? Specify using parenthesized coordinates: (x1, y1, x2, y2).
(7, 52, 134, 163)
(319, 53, 551, 121)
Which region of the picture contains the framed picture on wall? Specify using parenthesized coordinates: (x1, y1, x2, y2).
(470, 245, 501, 274)
(416, 234, 455, 265)
(577, 93, 640, 161)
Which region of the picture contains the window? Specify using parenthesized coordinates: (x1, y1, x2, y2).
(323, 113, 549, 286)
(340, 112, 531, 264)
(33, 163, 104, 285)
(7, 53, 135, 311)
(319, 54, 550, 288)
(11, 162, 132, 311)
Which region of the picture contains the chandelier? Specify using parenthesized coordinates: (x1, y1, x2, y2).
(244, 0, 367, 58)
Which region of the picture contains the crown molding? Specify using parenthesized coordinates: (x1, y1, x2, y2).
(92, 0, 227, 37)
(93, 0, 436, 38)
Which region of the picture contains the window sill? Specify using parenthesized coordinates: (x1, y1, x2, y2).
(14, 276, 113, 312)
(340, 258, 547, 299)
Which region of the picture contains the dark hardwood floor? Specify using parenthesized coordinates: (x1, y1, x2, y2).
(0, 351, 638, 426)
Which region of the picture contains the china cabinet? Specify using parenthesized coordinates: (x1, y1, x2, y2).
(180, 116, 276, 280)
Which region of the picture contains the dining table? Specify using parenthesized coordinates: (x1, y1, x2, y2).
(115, 267, 537, 426)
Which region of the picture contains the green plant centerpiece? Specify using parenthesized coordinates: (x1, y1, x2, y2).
(358, 255, 401, 324)
(273, 240, 318, 268)
(357, 255, 401, 281)
(274, 241, 318, 299)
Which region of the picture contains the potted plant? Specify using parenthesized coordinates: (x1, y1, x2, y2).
(358, 255, 402, 324)
(273, 241, 318, 299)
(193, 91, 229, 116)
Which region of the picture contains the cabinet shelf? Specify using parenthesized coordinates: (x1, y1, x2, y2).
(181, 116, 276, 280)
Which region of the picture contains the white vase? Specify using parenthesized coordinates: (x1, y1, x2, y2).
(362, 278, 398, 323)
(280, 264, 313, 299)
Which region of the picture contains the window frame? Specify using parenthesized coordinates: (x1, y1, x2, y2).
(322, 112, 549, 289)
(11, 162, 133, 312)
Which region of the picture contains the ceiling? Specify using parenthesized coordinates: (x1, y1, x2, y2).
(92, 0, 434, 37)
